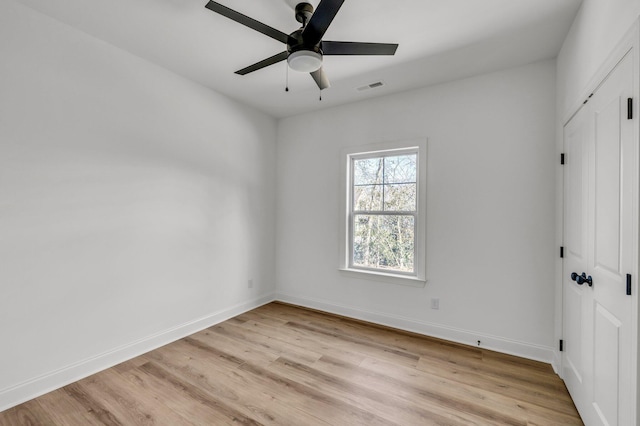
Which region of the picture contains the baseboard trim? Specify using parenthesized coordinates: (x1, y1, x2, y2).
(551, 350, 562, 375)
(275, 292, 555, 365)
(0, 293, 276, 412)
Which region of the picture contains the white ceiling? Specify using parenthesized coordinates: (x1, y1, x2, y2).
(18, 0, 582, 118)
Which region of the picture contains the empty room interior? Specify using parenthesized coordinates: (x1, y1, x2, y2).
(1, 0, 639, 424)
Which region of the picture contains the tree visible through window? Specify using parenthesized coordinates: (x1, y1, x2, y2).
(350, 151, 417, 274)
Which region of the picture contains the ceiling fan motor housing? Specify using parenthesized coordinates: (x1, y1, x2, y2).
(287, 29, 322, 54)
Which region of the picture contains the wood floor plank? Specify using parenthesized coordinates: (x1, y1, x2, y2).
(412, 356, 577, 416)
(111, 355, 150, 374)
(240, 319, 368, 367)
(435, 351, 569, 392)
(74, 369, 194, 426)
(71, 375, 151, 425)
(153, 336, 391, 425)
(139, 361, 263, 425)
(189, 328, 281, 368)
(313, 354, 528, 426)
(35, 388, 107, 426)
(63, 382, 124, 426)
(144, 338, 331, 425)
(320, 354, 583, 425)
(0, 302, 583, 425)
(238, 361, 397, 425)
(259, 302, 484, 365)
(235, 310, 290, 328)
(0, 399, 56, 426)
(284, 320, 422, 367)
(269, 356, 494, 426)
(120, 366, 246, 426)
(209, 321, 322, 365)
(158, 335, 395, 425)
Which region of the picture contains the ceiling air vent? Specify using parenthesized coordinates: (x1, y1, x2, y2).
(357, 81, 385, 91)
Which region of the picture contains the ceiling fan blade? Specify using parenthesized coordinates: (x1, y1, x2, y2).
(235, 51, 289, 75)
(322, 41, 398, 56)
(302, 0, 345, 46)
(205, 1, 289, 44)
(310, 67, 331, 90)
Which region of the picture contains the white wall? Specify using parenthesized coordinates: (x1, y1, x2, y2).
(557, 0, 640, 117)
(0, 1, 277, 409)
(276, 60, 557, 361)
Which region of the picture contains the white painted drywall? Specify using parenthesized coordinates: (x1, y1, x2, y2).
(276, 60, 557, 360)
(557, 0, 640, 117)
(0, 1, 277, 408)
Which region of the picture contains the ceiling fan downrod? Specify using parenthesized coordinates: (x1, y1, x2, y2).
(295, 2, 314, 28)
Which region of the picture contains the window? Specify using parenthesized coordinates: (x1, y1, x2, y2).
(340, 140, 426, 285)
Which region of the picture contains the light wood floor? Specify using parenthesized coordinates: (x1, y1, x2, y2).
(0, 302, 582, 425)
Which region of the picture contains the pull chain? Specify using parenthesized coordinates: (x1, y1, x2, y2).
(285, 64, 289, 92)
(319, 89, 322, 101)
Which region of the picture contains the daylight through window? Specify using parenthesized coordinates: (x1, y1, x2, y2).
(349, 150, 418, 275)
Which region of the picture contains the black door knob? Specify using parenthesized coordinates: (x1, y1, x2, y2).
(570, 272, 593, 287)
(571, 272, 583, 285)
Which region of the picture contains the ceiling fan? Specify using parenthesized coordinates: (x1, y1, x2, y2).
(204, 0, 399, 90)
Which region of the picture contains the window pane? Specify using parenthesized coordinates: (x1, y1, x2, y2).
(353, 214, 414, 273)
(353, 158, 383, 185)
(354, 185, 383, 211)
(384, 154, 416, 184)
(384, 183, 416, 211)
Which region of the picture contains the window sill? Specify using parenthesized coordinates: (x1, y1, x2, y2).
(338, 268, 426, 288)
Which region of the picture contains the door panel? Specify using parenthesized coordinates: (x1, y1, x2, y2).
(593, 98, 622, 275)
(592, 302, 621, 426)
(565, 111, 587, 262)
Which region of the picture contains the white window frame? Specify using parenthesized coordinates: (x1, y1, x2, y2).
(339, 139, 427, 286)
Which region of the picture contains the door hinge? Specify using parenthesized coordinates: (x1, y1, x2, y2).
(560, 246, 564, 258)
(559, 339, 564, 352)
(560, 153, 565, 165)
(627, 274, 632, 296)
(628, 98, 633, 120)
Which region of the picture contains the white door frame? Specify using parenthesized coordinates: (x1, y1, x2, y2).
(557, 20, 640, 424)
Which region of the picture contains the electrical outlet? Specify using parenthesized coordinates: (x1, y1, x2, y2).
(248, 279, 253, 289)
(430, 298, 439, 310)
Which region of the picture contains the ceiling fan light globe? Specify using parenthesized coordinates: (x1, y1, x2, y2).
(287, 50, 322, 72)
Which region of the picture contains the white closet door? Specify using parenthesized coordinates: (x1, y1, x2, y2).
(563, 51, 636, 426)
